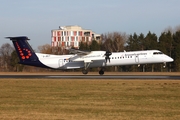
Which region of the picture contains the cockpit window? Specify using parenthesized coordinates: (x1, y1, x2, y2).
(153, 52, 163, 55)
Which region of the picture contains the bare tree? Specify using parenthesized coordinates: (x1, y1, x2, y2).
(0, 43, 14, 71)
(175, 25, 180, 32)
(163, 25, 180, 34)
(112, 32, 127, 52)
(101, 32, 128, 72)
(102, 32, 127, 52)
(163, 26, 173, 34)
(38, 44, 66, 55)
(38, 44, 52, 54)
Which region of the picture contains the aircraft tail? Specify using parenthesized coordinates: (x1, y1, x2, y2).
(6, 36, 45, 67)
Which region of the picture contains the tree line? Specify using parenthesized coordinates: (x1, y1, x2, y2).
(0, 29, 180, 72)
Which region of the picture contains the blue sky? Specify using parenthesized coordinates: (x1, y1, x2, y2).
(1, 0, 180, 50)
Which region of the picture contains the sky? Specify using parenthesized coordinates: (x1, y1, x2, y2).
(0, 0, 180, 50)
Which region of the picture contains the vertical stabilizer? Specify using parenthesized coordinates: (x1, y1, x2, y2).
(6, 36, 45, 67)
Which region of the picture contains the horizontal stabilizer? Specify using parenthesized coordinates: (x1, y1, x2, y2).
(6, 36, 30, 41)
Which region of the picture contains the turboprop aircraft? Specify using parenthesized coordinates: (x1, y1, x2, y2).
(7, 36, 173, 75)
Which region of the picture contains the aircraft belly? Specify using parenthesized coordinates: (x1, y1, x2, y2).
(89, 60, 104, 68)
(62, 61, 84, 69)
(139, 57, 163, 64)
(135, 56, 166, 64)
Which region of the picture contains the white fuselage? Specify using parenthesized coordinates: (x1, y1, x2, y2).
(35, 50, 173, 69)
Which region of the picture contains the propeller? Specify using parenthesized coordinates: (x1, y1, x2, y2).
(104, 50, 112, 63)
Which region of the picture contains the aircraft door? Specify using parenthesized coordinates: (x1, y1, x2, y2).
(59, 59, 64, 67)
(135, 55, 139, 63)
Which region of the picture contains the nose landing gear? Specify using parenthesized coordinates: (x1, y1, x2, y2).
(163, 62, 166, 68)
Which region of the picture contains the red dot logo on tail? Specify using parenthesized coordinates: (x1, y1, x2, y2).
(15, 42, 32, 60)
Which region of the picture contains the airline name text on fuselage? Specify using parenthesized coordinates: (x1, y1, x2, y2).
(125, 53, 147, 56)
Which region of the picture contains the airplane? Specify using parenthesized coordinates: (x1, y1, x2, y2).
(6, 36, 173, 75)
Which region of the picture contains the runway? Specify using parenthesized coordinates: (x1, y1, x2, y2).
(0, 75, 180, 79)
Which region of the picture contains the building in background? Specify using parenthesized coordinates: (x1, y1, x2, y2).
(51, 25, 101, 49)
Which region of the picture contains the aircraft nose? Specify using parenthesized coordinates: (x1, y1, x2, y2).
(169, 57, 174, 62)
(165, 56, 174, 62)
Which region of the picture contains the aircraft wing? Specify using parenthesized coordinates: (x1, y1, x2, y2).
(69, 49, 91, 55)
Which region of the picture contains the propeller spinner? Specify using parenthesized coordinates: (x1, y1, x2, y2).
(104, 50, 112, 63)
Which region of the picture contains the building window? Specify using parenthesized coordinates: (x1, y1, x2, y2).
(57, 31, 61, 36)
(74, 42, 78, 47)
(74, 31, 77, 36)
(62, 42, 65, 46)
(71, 31, 73, 36)
(84, 32, 90, 36)
(71, 36, 74, 41)
(79, 31, 82, 36)
(75, 36, 78, 41)
(82, 37, 85, 42)
(54, 37, 56, 41)
(66, 42, 68, 46)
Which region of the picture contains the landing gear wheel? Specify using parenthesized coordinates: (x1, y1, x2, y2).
(99, 70, 104, 75)
(82, 69, 88, 75)
(163, 62, 166, 68)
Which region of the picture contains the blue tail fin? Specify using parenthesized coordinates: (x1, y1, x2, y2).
(6, 36, 46, 67)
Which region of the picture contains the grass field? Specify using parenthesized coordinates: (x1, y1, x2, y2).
(0, 78, 180, 120)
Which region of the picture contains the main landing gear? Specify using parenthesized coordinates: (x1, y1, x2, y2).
(82, 68, 105, 75)
(82, 62, 91, 75)
(99, 69, 104, 75)
(82, 69, 88, 75)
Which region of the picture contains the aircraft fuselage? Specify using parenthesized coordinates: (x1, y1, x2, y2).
(36, 50, 173, 69)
